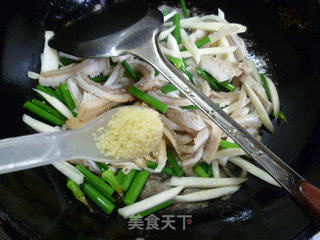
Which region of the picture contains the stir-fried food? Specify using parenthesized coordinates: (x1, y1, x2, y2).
(23, 2, 285, 218)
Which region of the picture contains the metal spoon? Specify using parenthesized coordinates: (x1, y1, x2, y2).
(48, 1, 320, 222)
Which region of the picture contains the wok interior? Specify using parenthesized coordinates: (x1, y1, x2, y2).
(0, 0, 319, 239)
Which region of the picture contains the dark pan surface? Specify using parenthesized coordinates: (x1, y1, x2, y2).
(0, 0, 320, 239)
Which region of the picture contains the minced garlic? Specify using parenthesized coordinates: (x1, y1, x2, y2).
(95, 107, 163, 160)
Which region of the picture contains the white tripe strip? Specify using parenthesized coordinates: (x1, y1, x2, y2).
(229, 156, 280, 187)
(174, 186, 240, 202)
(34, 89, 73, 119)
(58, 52, 82, 61)
(244, 83, 274, 133)
(52, 161, 84, 185)
(169, 177, 246, 188)
(179, 22, 246, 33)
(41, 31, 59, 72)
(118, 186, 183, 218)
(180, 29, 201, 64)
(163, 11, 177, 22)
(265, 76, 280, 118)
(212, 159, 220, 178)
(180, 46, 237, 58)
(27, 71, 40, 80)
(22, 114, 59, 133)
(167, 34, 182, 60)
(159, 26, 176, 41)
(163, 16, 201, 27)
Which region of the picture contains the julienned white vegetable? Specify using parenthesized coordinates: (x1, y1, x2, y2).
(22, 114, 59, 133)
(41, 31, 59, 72)
(160, 46, 180, 59)
(159, 26, 176, 41)
(169, 177, 246, 188)
(27, 71, 40, 80)
(67, 78, 83, 110)
(218, 37, 237, 63)
(163, 16, 201, 27)
(23, 122, 85, 184)
(179, 22, 246, 33)
(180, 29, 201, 64)
(167, 34, 182, 60)
(212, 160, 220, 178)
(213, 148, 246, 160)
(244, 83, 274, 133)
(229, 156, 280, 187)
(52, 161, 84, 185)
(118, 186, 183, 218)
(175, 186, 240, 202)
(218, 8, 225, 19)
(163, 11, 177, 22)
(58, 52, 82, 61)
(180, 46, 237, 58)
(34, 89, 73, 119)
(265, 76, 280, 118)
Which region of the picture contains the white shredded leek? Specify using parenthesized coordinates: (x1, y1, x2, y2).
(163, 11, 177, 22)
(118, 186, 183, 218)
(265, 76, 280, 118)
(175, 186, 240, 202)
(163, 17, 201, 27)
(159, 26, 176, 41)
(22, 114, 59, 133)
(27, 71, 40, 80)
(212, 159, 220, 179)
(34, 89, 73, 119)
(244, 83, 274, 133)
(179, 22, 246, 33)
(58, 52, 82, 61)
(167, 34, 182, 60)
(213, 148, 246, 161)
(180, 29, 201, 64)
(180, 46, 237, 58)
(41, 31, 59, 72)
(52, 161, 84, 185)
(218, 8, 225, 19)
(229, 156, 280, 187)
(169, 177, 246, 188)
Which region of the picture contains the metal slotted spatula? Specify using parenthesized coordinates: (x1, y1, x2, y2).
(48, 1, 320, 222)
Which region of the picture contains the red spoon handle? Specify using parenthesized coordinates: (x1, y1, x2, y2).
(295, 181, 320, 223)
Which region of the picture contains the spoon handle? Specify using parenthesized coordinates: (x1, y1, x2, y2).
(0, 132, 66, 174)
(294, 180, 320, 224)
(131, 36, 320, 223)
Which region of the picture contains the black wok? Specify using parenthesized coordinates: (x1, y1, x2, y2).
(0, 0, 320, 239)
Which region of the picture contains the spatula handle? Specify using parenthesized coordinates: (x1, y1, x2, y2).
(294, 181, 320, 224)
